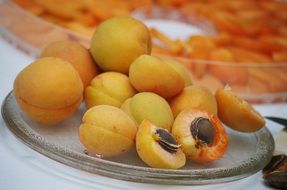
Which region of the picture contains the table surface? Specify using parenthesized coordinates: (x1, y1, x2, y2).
(0, 37, 286, 190)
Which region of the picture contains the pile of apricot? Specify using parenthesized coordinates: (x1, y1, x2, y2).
(14, 16, 265, 169)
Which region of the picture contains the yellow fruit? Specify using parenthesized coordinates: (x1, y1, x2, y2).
(172, 108, 228, 163)
(169, 85, 217, 118)
(215, 87, 265, 132)
(40, 40, 98, 89)
(79, 105, 137, 157)
(90, 16, 151, 74)
(129, 55, 185, 99)
(14, 57, 83, 124)
(163, 58, 193, 87)
(84, 72, 136, 108)
(121, 92, 174, 131)
(136, 119, 186, 169)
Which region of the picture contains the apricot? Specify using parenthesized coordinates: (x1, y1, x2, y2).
(129, 55, 185, 99)
(208, 48, 248, 85)
(185, 38, 211, 77)
(162, 58, 193, 87)
(228, 47, 272, 63)
(14, 57, 83, 124)
(192, 74, 224, 93)
(272, 51, 287, 62)
(79, 105, 137, 157)
(172, 108, 228, 163)
(248, 69, 286, 93)
(136, 119, 186, 169)
(169, 85, 217, 118)
(40, 40, 98, 89)
(90, 16, 151, 74)
(215, 87, 265, 132)
(121, 92, 174, 131)
(84, 72, 136, 109)
(187, 35, 216, 60)
(187, 36, 216, 78)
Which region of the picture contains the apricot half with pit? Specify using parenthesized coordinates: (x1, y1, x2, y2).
(172, 108, 228, 163)
(84, 72, 136, 109)
(169, 85, 217, 118)
(121, 92, 174, 131)
(129, 55, 185, 99)
(215, 87, 265, 132)
(90, 16, 151, 74)
(136, 119, 186, 169)
(14, 57, 83, 124)
(79, 105, 137, 157)
(40, 40, 98, 89)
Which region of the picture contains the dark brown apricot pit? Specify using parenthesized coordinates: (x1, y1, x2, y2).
(154, 128, 180, 153)
(190, 117, 215, 146)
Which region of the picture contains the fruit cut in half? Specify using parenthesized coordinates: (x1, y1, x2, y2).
(172, 108, 228, 163)
(136, 119, 186, 169)
(215, 87, 265, 132)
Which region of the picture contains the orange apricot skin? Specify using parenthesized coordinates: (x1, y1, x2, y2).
(215, 88, 265, 132)
(14, 57, 83, 124)
(169, 85, 218, 118)
(40, 40, 98, 89)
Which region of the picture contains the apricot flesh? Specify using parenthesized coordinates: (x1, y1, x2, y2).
(169, 85, 218, 118)
(90, 16, 151, 74)
(84, 72, 136, 108)
(129, 55, 185, 99)
(14, 57, 83, 124)
(40, 40, 98, 89)
(215, 87, 265, 132)
(136, 119, 186, 169)
(172, 108, 228, 163)
(121, 92, 174, 131)
(79, 105, 137, 157)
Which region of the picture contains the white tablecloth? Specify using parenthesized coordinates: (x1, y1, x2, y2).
(0, 37, 286, 190)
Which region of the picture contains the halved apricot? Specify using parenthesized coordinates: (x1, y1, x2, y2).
(172, 108, 228, 163)
(215, 87, 265, 132)
(136, 119, 186, 169)
(208, 48, 248, 85)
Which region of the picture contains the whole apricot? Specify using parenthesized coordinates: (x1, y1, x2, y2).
(121, 92, 174, 131)
(129, 55, 185, 99)
(90, 16, 151, 74)
(163, 58, 193, 87)
(40, 40, 98, 89)
(169, 85, 217, 118)
(136, 119, 186, 169)
(215, 87, 265, 132)
(85, 72, 136, 108)
(79, 105, 137, 157)
(14, 57, 83, 124)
